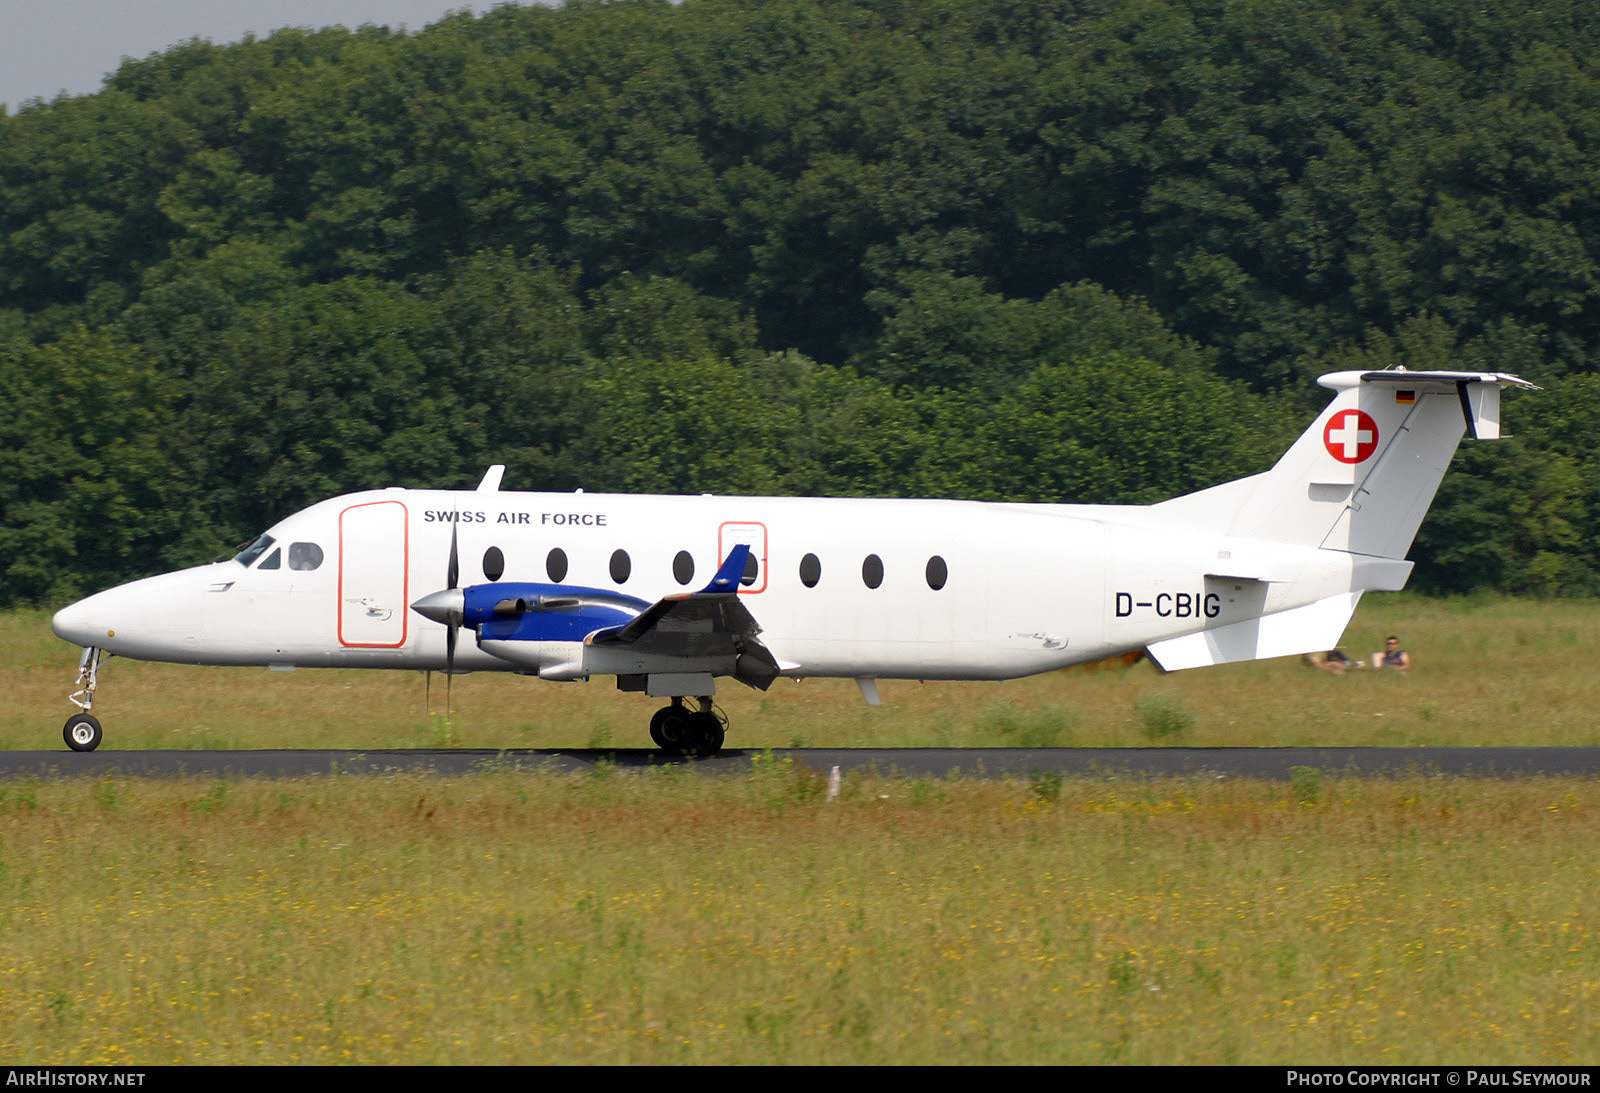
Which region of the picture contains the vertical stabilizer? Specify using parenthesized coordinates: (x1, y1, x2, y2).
(1157, 370, 1535, 559)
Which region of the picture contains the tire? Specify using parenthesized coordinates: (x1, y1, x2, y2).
(64, 713, 103, 752)
(649, 705, 688, 752)
(681, 711, 726, 757)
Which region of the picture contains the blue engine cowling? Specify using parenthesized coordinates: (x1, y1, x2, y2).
(462, 582, 651, 644)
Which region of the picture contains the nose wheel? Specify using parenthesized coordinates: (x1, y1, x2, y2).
(64, 713, 103, 752)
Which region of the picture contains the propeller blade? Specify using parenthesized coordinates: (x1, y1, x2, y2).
(445, 624, 455, 722)
(415, 513, 467, 729)
(447, 516, 460, 591)
(445, 514, 460, 725)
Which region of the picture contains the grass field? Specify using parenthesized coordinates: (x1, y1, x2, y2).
(2, 771, 1597, 1065)
(2, 595, 1598, 1064)
(4, 594, 1599, 751)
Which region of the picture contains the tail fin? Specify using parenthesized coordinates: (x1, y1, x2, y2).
(1154, 370, 1537, 558)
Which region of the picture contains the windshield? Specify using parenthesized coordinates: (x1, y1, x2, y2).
(232, 533, 276, 567)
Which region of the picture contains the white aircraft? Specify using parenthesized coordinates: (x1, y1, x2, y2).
(51, 368, 1533, 754)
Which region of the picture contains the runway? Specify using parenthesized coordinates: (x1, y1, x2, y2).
(3, 746, 1600, 779)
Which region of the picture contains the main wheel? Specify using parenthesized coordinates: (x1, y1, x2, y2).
(64, 713, 103, 752)
(681, 711, 726, 757)
(649, 705, 689, 752)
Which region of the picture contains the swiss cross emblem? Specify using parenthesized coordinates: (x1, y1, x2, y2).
(1323, 409, 1379, 463)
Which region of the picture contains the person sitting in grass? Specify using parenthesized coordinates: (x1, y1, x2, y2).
(1372, 635, 1411, 671)
(1307, 649, 1353, 674)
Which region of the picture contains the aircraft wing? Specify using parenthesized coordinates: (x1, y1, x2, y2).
(587, 544, 784, 689)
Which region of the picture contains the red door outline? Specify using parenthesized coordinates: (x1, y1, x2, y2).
(338, 500, 410, 647)
(718, 521, 768, 594)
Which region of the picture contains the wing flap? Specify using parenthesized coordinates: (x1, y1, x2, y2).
(588, 545, 785, 689)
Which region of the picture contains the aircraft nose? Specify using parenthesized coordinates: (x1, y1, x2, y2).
(52, 597, 104, 647)
(411, 588, 465, 626)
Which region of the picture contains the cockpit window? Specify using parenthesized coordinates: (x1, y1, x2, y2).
(289, 542, 324, 571)
(234, 534, 276, 567)
(257, 548, 282, 570)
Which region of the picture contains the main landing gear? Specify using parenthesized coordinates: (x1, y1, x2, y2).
(648, 697, 726, 757)
(63, 646, 107, 752)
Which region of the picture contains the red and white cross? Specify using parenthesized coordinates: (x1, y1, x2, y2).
(1323, 409, 1378, 464)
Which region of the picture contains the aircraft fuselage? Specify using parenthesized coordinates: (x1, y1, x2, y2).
(52, 488, 1350, 681)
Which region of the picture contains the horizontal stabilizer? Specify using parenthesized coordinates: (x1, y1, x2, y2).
(1145, 592, 1361, 671)
(1357, 370, 1538, 440)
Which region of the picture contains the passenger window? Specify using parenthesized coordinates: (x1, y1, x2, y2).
(862, 554, 883, 589)
(483, 546, 505, 582)
(257, 548, 282, 570)
(288, 542, 324, 571)
(546, 548, 568, 583)
(799, 553, 821, 588)
(741, 552, 759, 587)
(673, 550, 695, 586)
(610, 549, 631, 584)
(926, 555, 948, 591)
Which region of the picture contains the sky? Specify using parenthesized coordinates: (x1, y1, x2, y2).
(2, 1, 543, 111)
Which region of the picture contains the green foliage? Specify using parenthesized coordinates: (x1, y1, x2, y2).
(973, 355, 1291, 504)
(1029, 766, 1064, 805)
(574, 354, 806, 495)
(983, 702, 1077, 748)
(1134, 692, 1196, 741)
(0, 330, 187, 602)
(0, 0, 1597, 602)
(1289, 765, 1323, 805)
(179, 276, 464, 542)
(1413, 440, 1594, 595)
(585, 274, 759, 362)
(862, 274, 1217, 393)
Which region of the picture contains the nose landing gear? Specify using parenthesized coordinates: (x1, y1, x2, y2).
(64, 646, 107, 752)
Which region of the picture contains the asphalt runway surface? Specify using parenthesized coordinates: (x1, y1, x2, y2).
(4, 746, 1600, 779)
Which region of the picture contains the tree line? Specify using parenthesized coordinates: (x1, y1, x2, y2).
(2, 0, 1597, 605)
